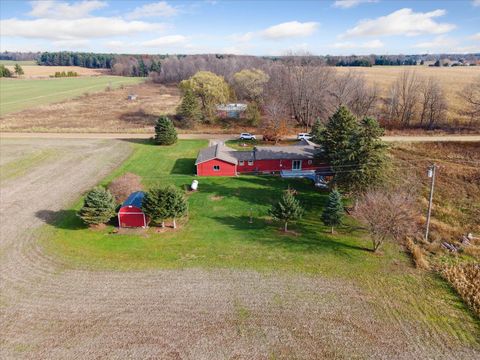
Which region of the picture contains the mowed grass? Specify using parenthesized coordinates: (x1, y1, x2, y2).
(40, 139, 480, 344)
(0, 60, 37, 66)
(0, 76, 144, 115)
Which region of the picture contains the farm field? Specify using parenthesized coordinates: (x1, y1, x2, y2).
(0, 137, 479, 358)
(0, 81, 180, 131)
(0, 60, 37, 66)
(337, 65, 480, 121)
(0, 76, 144, 115)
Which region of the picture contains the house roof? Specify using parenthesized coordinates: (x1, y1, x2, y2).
(195, 139, 321, 166)
(195, 143, 238, 165)
(122, 191, 145, 208)
(216, 103, 247, 112)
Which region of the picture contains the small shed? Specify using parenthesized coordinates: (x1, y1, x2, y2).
(118, 191, 147, 228)
(127, 94, 138, 101)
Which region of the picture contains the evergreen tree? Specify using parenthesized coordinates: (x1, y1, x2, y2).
(320, 106, 388, 196)
(154, 116, 177, 145)
(163, 185, 188, 229)
(321, 190, 344, 234)
(78, 187, 116, 225)
(176, 88, 200, 125)
(269, 189, 304, 232)
(0, 64, 12, 77)
(310, 118, 323, 144)
(142, 186, 169, 227)
(14, 63, 24, 76)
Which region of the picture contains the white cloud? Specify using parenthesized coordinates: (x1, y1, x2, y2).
(342, 8, 455, 38)
(141, 35, 188, 47)
(412, 36, 479, 54)
(412, 35, 456, 49)
(128, 1, 179, 19)
(473, 0, 480, 7)
(333, 39, 384, 49)
(470, 33, 480, 41)
(333, 0, 378, 9)
(229, 32, 255, 42)
(52, 39, 90, 49)
(0, 17, 165, 40)
(28, 0, 107, 19)
(261, 21, 319, 39)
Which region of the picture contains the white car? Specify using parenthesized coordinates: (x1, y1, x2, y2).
(297, 133, 312, 140)
(239, 133, 256, 140)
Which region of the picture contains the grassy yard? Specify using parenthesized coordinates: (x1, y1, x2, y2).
(39, 140, 480, 345)
(0, 76, 144, 115)
(0, 60, 37, 66)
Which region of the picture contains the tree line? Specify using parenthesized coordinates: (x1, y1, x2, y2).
(173, 55, 480, 130)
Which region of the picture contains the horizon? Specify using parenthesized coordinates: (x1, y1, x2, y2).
(1, 0, 479, 56)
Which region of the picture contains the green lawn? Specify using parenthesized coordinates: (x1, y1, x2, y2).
(40, 140, 480, 343)
(0, 76, 144, 115)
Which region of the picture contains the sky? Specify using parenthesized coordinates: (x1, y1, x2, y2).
(0, 0, 479, 55)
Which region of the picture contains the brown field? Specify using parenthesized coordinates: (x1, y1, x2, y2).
(5, 65, 108, 78)
(336, 66, 480, 123)
(0, 81, 180, 133)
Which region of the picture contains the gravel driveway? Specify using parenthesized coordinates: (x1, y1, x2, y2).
(0, 137, 478, 359)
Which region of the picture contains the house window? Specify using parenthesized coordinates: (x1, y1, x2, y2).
(213, 165, 220, 171)
(239, 160, 245, 166)
(248, 160, 254, 166)
(308, 160, 312, 165)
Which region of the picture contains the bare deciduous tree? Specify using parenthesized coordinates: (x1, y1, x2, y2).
(354, 188, 418, 252)
(383, 70, 420, 128)
(419, 77, 448, 129)
(108, 173, 143, 204)
(458, 76, 480, 126)
(261, 95, 289, 144)
(284, 52, 334, 131)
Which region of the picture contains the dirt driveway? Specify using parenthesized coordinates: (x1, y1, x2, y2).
(0, 138, 479, 359)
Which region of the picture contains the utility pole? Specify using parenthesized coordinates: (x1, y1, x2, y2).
(425, 163, 437, 242)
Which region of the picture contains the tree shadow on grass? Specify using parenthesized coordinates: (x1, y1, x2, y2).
(35, 209, 87, 230)
(170, 158, 196, 175)
(213, 215, 370, 257)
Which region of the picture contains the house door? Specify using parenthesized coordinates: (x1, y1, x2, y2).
(292, 160, 302, 171)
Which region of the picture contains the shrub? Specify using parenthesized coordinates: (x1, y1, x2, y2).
(78, 187, 116, 225)
(108, 173, 143, 203)
(154, 116, 177, 145)
(441, 263, 480, 317)
(321, 189, 344, 234)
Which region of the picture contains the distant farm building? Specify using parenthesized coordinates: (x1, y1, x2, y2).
(127, 94, 138, 101)
(195, 139, 331, 180)
(118, 191, 147, 228)
(216, 103, 247, 119)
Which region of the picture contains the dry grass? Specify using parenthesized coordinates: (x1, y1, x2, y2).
(441, 264, 480, 317)
(5, 65, 108, 78)
(405, 238, 430, 270)
(0, 81, 180, 132)
(336, 66, 480, 124)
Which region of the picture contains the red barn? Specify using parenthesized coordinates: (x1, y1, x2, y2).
(118, 191, 148, 228)
(195, 140, 331, 177)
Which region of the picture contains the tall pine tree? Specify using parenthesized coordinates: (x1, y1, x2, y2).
(320, 106, 388, 196)
(78, 187, 116, 225)
(176, 88, 200, 126)
(269, 189, 304, 232)
(154, 116, 177, 145)
(321, 190, 344, 234)
(142, 186, 169, 227)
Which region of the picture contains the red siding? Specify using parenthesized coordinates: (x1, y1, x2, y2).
(196, 159, 237, 176)
(118, 206, 147, 228)
(237, 159, 324, 173)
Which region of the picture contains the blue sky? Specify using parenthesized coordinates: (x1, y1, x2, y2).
(1, 0, 479, 55)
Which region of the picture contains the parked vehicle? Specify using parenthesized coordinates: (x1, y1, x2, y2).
(297, 133, 312, 140)
(239, 133, 256, 140)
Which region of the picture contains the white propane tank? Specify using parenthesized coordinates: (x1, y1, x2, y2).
(191, 180, 198, 191)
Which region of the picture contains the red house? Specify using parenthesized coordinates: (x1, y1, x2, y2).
(118, 191, 148, 228)
(195, 139, 331, 177)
